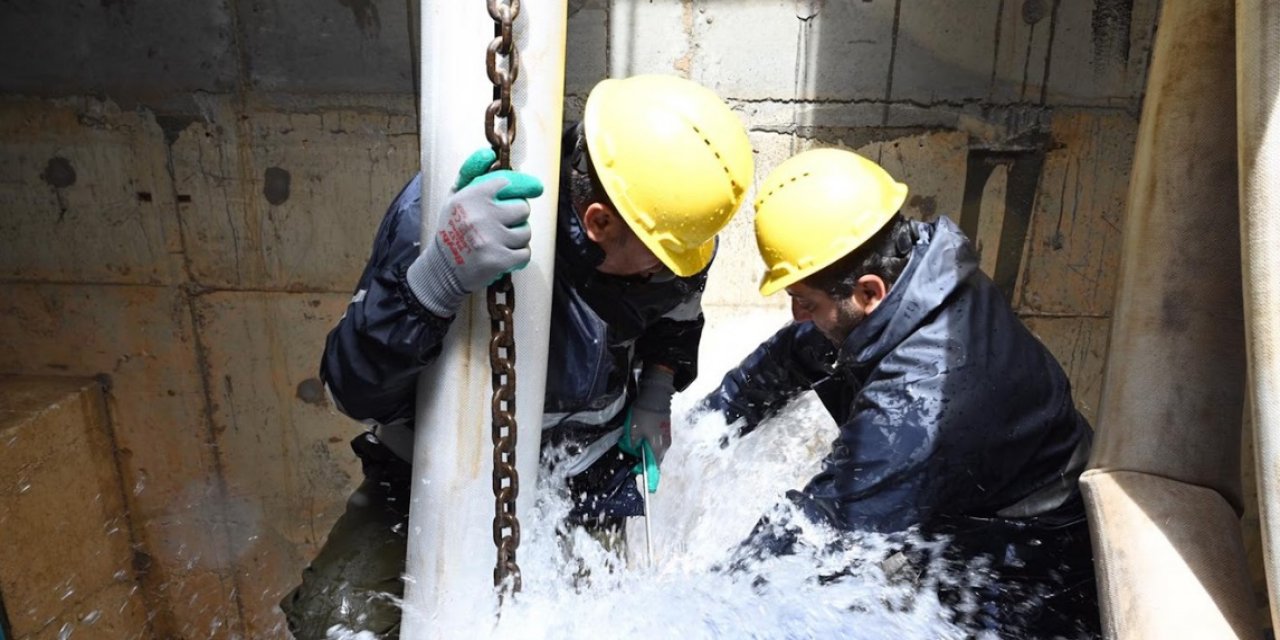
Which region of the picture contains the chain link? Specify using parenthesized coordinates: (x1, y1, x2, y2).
(485, 0, 522, 594)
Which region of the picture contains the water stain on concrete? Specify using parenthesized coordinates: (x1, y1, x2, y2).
(1092, 0, 1134, 65)
(338, 0, 381, 36)
(41, 157, 77, 189)
(1022, 0, 1049, 24)
(263, 167, 291, 206)
(908, 194, 937, 219)
(295, 378, 328, 408)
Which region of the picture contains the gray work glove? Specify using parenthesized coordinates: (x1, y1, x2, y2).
(407, 148, 544, 317)
(628, 365, 676, 465)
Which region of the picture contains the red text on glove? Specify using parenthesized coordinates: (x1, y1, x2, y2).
(440, 204, 478, 265)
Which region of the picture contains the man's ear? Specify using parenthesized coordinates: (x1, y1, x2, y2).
(854, 274, 888, 314)
(581, 202, 616, 244)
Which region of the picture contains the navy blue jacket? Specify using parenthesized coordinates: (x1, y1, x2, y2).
(708, 217, 1092, 534)
(321, 131, 709, 519)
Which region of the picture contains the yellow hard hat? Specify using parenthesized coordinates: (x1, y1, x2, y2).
(754, 148, 909, 296)
(584, 75, 754, 277)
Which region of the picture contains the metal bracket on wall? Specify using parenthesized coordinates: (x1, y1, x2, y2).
(958, 144, 1048, 302)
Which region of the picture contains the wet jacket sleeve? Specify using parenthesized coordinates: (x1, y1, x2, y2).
(635, 289, 705, 391)
(799, 377, 940, 533)
(703, 322, 836, 435)
(320, 175, 454, 427)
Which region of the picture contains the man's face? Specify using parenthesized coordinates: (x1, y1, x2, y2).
(597, 220, 664, 278)
(581, 203, 665, 278)
(786, 281, 869, 345)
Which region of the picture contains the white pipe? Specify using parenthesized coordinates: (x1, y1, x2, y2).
(1237, 0, 1280, 630)
(403, 3, 567, 638)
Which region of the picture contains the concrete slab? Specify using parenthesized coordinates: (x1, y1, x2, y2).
(692, 0, 894, 101)
(858, 130, 969, 222)
(136, 511, 244, 639)
(1018, 110, 1134, 316)
(195, 291, 362, 637)
(0, 98, 183, 285)
(1042, 0, 1158, 107)
(0, 377, 149, 639)
(0, 284, 241, 638)
(606, 0, 691, 78)
(567, 0, 609, 96)
(988, 0, 1054, 103)
(172, 100, 418, 291)
(24, 582, 151, 640)
(242, 0, 415, 95)
(890, 0, 1002, 104)
(0, 0, 236, 100)
(1022, 316, 1109, 428)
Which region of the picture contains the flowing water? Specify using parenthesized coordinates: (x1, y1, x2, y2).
(337, 315, 985, 639)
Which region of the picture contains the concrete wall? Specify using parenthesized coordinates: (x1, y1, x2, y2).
(0, 377, 152, 640)
(0, 0, 1169, 637)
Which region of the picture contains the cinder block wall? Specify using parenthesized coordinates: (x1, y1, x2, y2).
(9, 1, 1260, 638)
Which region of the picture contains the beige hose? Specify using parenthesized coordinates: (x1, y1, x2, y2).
(1237, 0, 1280, 631)
(1080, 0, 1257, 636)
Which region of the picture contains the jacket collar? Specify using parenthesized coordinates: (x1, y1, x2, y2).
(837, 216, 978, 367)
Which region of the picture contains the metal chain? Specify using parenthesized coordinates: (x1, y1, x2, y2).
(485, 0, 522, 594)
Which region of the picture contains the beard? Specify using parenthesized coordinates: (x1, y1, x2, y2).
(819, 299, 867, 345)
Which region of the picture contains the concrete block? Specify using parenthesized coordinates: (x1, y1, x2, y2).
(242, 0, 414, 94)
(1022, 316, 1109, 428)
(691, 0, 894, 101)
(0, 285, 216, 518)
(137, 512, 243, 639)
(1018, 110, 1134, 316)
(607, 0, 691, 77)
(745, 100, 888, 138)
(0, 377, 149, 639)
(172, 100, 418, 291)
(702, 130, 780, 310)
(195, 291, 362, 637)
(0, 98, 183, 285)
(1042, 0, 1158, 106)
(890, 0, 1002, 104)
(0, 284, 242, 638)
(0, 1, 236, 99)
(858, 130, 969, 222)
(567, 0, 609, 96)
(25, 581, 151, 640)
(988, 0, 1054, 103)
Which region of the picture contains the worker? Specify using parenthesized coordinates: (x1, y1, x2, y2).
(279, 74, 754, 639)
(703, 148, 1098, 637)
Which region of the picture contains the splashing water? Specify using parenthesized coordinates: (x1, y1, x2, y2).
(367, 394, 978, 639)
(332, 313, 986, 639)
(486, 398, 975, 640)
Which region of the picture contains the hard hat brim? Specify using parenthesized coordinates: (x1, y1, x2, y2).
(756, 185, 907, 296)
(646, 233, 716, 278)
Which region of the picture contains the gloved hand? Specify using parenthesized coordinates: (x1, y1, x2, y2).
(628, 365, 676, 465)
(406, 148, 544, 317)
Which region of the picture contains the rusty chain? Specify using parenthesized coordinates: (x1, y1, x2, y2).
(485, 0, 522, 594)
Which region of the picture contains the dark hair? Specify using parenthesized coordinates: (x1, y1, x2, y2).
(568, 125, 615, 214)
(803, 212, 916, 297)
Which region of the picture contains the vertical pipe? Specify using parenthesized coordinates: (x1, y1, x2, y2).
(402, 3, 567, 638)
(1237, 0, 1280, 630)
(1080, 0, 1258, 636)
